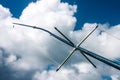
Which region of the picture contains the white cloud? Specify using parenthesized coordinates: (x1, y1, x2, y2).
(111, 75, 120, 80)
(0, 0, 120, 80)
(0, 5, 12, 20)
(5, 54, 17, 64)
(0, 0, 77, 71)
(32, 63, 102, 80)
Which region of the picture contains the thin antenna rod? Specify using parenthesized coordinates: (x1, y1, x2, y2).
(56, 47, 76, 71)
(54, 27, 74, 46)
(78, 25, 98, 47)
(79, 51, 96, 68)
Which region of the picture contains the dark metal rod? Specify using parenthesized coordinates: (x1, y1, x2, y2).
(79, 51, 96, 68)
(13, 23, 74, 47)
(54, 27, 74, 47)
(78, 47, 120, 70)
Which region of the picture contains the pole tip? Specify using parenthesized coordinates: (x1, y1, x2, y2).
(54, 27, 57, 30)
(56, 68, 59, 72)
(96, 24, 99, 28)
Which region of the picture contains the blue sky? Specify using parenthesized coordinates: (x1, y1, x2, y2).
(0, 0, 120, 30)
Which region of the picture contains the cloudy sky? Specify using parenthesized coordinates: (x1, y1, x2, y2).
(0, 0, 120, 80)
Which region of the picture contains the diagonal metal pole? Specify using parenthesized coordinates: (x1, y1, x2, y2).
(56, 25, 98, 71)
(77, 25, 98, 47)
(54, 27, 74, 47)
(56, 47, 77, 71)
(79, 50, 96, 68)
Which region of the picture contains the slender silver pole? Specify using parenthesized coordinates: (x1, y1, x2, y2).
(56, 47, 77, 71)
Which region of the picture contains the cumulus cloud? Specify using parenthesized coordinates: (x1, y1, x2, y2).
(32, 63, 120, 80)
(0, 0, 120, 80)
(32, 63, 102, 80)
